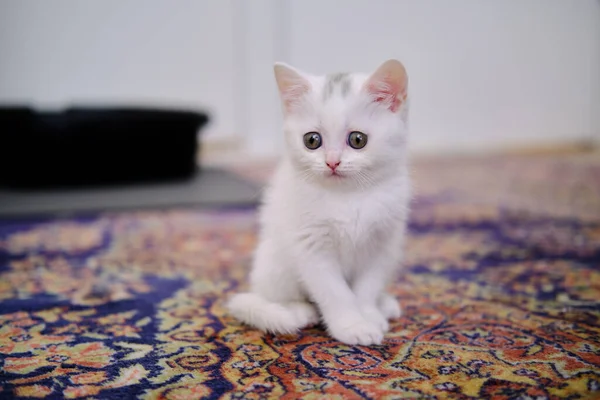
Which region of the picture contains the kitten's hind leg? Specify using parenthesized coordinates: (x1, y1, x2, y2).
(229, 239, 319, 334)
(377, 293, 402, 320)
(227, 293, 319, 334)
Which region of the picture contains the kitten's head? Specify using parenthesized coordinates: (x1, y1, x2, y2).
(274, 59, 409, 187)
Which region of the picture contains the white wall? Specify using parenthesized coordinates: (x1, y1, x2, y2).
(275, 0, 600, 154)
(233, 0, 287, 156)
(0, 0, 237, 139)
(1, 1, 599, 156)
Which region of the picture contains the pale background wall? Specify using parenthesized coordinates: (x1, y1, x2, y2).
(0, 0, 238, 139)
(1, 0, 599, 159)
(284, 0, 600, 154)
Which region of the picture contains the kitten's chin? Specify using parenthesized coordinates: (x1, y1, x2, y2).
(324, 170, 345, 179)
(317, 170, 357, 186)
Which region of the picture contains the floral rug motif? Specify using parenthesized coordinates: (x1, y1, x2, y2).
(1, 152, 599, 399)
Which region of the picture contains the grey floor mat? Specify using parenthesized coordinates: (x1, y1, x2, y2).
(0, 168, 261, 218)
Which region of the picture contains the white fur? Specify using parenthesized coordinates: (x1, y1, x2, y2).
(228, 60, 410, 346)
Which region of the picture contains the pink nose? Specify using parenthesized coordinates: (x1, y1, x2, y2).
(326, 161, 341, 170)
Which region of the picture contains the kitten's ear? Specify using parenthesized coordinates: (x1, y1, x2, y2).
(363, 59, 408, 113)
(274, 62, 311, 113)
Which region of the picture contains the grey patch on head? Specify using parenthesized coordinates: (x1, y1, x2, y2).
(323, 72, 352, 100)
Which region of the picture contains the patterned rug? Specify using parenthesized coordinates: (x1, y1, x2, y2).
(1, 152, 599, 399)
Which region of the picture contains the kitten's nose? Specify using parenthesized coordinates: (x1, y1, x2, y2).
(326, 161, 341, 171)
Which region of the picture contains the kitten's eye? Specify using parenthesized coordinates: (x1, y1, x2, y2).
(348, 131, 368, 149)
(303, 132, 322, 150)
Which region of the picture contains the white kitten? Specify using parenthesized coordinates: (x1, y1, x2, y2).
(228, 60, 411, 346)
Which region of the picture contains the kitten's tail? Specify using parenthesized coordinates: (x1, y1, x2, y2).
(227, 293, 319, 334)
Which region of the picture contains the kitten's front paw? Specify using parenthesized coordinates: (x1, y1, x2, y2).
(359, 305, 389, 333)
(327, 314, 384, 346)
(378, 294, 402, 320)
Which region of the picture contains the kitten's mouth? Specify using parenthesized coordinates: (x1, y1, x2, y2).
(328, 170, 344, 178)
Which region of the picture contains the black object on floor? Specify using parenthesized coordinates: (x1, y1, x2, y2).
(0, 106, 209, 187)
(0, 167, 260, 218)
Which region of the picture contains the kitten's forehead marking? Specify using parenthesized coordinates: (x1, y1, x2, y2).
(323, 72, 352, 101)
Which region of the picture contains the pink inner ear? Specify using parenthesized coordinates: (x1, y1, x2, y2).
(282, 82, 309, 110)
(367, 75, 405, 113)
(282, 82, 310, 111)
